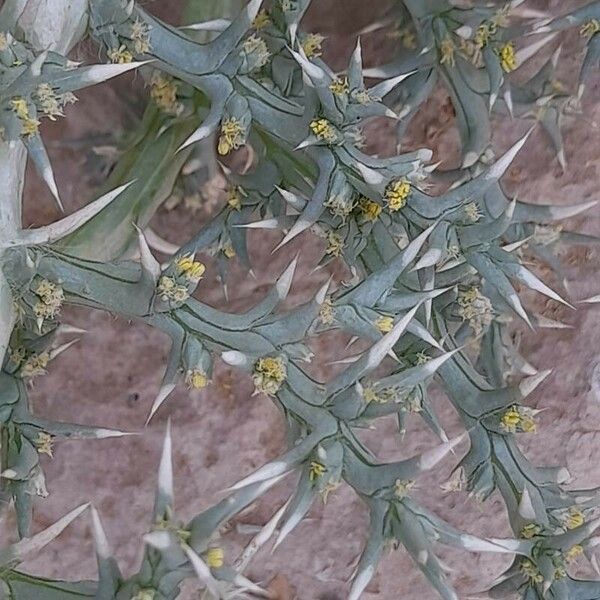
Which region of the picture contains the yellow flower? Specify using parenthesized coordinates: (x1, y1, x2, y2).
(252, 9, 271, 30)
(223, 243, 236, 258)
(175, 255, 206, 282)
(185, 369, 209, 390)
(566, 507, 585, 530)
(206, 547, 224, 568)
(457, 286, 493, 335)
(385, 179, 411, 211)
(500, 407, 521, 433)
(498, 42, 517, 72)
(309, 118, 338, 144)
(415, 351, 430, 365)
(565, 544, 584, 562)
(325, 231, 344, 257)
(150, 72, 182, 115)
(520, 559, 543, 584)
(302, 33, 325, 59)
(133, 590, 156, 600)
(253, 356, 287, 396)
(33, 279, 64, 320)
(242, 35, 271, 69)
(226, 185, 242, 210)
(309, 461, 326, 481)
(35, 432, 54, 458)
(474, 22, 496, 49)
(319, 297, 335, 325)
(157, 276, 189, 303)
(581, 19, 600, 39)
(329, 77, 349, 96)
(11, 98, 40, 137)
(439, 37, 455, 67)
(36, 83, 62, 120)
(520, 523, 541, 539)
(218, 118, 245, 155)
(11, 98, 29, 119)
(394, 479, 416, 499)
(21, 351, 50, 379)
(464, 201, 481, 222)
(375, 315, 394, 333)
(131, 19, 151, 54)
(107, 45, 133, 64)
(9, 346, 26, 366)
(358, 197, 382, 222)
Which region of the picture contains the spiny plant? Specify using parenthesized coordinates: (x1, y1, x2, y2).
(1, 0, 600, 598)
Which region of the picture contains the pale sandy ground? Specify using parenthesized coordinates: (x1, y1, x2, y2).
(3, 0, 600, 598)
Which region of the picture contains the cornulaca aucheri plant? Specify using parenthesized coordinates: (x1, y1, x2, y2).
(2, 0, 600, 598)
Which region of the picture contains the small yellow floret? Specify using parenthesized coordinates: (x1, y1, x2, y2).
(107, 45, 133, 64)
(206, 547, 224, 568)
(35, 432, 54, 458)
(310, 118, 338, 144)
(218, 118, 245, 155)
(309, 461, 326, 481)
(498, 42, 517, 72)
(302, 33, 325, 59)
(385, 179, 411, 211)
(253, 356, 287, 396)
(375, 316, 394, 333)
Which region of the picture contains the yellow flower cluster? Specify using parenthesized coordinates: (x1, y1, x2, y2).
(252, 9, 271, 30)
(375, 315, 394, 333)
(385, 179, 411, 211)
(36, 84, 61, 120)
(500, 405, 537, 434)
(329, 77, 349, 96)
(21, 351, 50, 379)
(107, 45, 133, 64)
(11, 97, 39, 137)
(302, 33, 325, 59)
(33, 279, 64, 320)
(565, 507, 585, 530)
(205, 547, 224, 568)
(35, 432, 54, 458)
(175, 255, 206, 283)
(223, 243, 236, 259)
(457, 286, 493, 335)
(133, 590, 156, 600)
(394, 479, 416, 499)
(464, 201, 482, 222)
(581, 19, 600, 39)
(130, 19, 151, 54)
(498, 42, 517, 72)
(520, 523, 541, 539)
(157, 276, 189, 303)
(226, 185, 242, 210)
(309, 460, 326, 481)
(185, 369, 209, 390)
(358, 197, 382, 222)
(319, 297, 335, 325)
(520, 559, 543, 584)
(439, 37, 456, 67)
(242, 35, 271, 69)
(310, 118, 338, 144)
(218, 118, 245, 155)
(565, 544, 584, 562)
(474, 22, 497, 49)
(325, 231, 344, 257)
(150, 72, 182, 116)
(253, 356, 287, 396)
